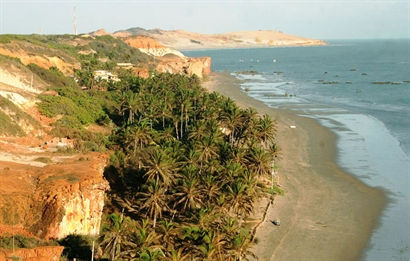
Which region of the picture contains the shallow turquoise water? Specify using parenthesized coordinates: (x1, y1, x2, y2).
(185, 40, 410, 260)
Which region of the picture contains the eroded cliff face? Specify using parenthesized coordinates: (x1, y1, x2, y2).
(0, 153, 109, 240)
(57, 183, 106, 238)
(156, 56, 211, 79)
(122, 35, 212, 79)
(124, 35, 184, 57)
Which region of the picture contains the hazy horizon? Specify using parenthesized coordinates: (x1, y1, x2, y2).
(0, 0, 409, 40)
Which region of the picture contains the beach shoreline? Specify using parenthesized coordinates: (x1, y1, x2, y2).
(202, 72, 387, 261)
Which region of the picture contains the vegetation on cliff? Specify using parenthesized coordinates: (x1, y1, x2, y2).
(0, 34, 279, 259)
(34, 70, 279, 260)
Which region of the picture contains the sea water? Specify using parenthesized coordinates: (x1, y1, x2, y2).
(184, 40, 410, 260)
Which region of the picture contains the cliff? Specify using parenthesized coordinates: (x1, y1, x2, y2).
(122, 35, 211, 78)
(0, 32, 209, 249)
(124, 35, 184, 57)
(0, 153, 109, 239)
(114, 27, 327, 50)
(156, 56, 211, 79)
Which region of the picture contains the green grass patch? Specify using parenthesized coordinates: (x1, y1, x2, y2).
(27, 64, 75, 87)
(0, 234, 57, 249)
(34, 157, 53, 164)
(0, 96, 41, 136)
(0, 110, 25, 136)
(38, 86, 105, 126)
(43, 174, 80, 184)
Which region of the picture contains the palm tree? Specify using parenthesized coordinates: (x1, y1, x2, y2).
(137, 180, 169, 228)
(220, 104, 242, 145)
(255, 114, 276, 147)
(121, 90, 142, 124)
(158, 220, 178, 251)
(164, 248, 190, 261)
(173, 175, 203, 212)
(226, 229, 256, 260)
(226, 181, 254, 218)
(246, 146, 272, 177)
(143, 147, 177, 186)
(125, 120, 152, 151)
(99, 213, 136, 260)
(195, 136, 219, 167)
(197, 231, 226, 261)
(138, 248, 165, 261)
(202, 174, 221, 204)
(131, 219, 163, 256)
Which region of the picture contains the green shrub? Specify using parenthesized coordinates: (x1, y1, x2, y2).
(38, 87, 105, 127)
(34, 157, 52, 164)
(27, 64, 75, 87)
(0, 110, 25, 136)
(58, 234, 94, 260)
(54, 116, 84, 130)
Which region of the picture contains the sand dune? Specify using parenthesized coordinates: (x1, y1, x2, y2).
(113, 27, 327, 50)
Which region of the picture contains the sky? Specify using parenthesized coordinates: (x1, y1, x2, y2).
(0, 0, 409, 39)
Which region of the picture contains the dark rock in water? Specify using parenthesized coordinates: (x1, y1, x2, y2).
(237, 70, 259, 75)
(321, 81, 339, 84)
(372, 81, 401, 85)
(272, 219, 281, 226)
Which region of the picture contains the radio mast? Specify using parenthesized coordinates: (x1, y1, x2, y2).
(73, 7, 77, 35)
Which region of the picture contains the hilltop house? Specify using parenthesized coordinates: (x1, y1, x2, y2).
(116, 63, 134, 69)
(93, 70, 120, 82)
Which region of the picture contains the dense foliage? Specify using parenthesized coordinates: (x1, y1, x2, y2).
(0, 34, 281, 259)
(98, 73, 279, 260)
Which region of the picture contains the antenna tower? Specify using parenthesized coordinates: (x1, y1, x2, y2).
(73, 7, 77, 35)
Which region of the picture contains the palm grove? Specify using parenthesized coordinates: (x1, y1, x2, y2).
(93, 72, 280, 260)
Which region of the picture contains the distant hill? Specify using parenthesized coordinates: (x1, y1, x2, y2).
(112, 27, 326, 50)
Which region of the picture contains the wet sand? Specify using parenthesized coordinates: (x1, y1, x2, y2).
(202, 72, 387, 261)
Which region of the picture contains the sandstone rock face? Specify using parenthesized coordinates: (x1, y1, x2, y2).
(132, 67, 150, 78)
(155, 56, 211, 79)
(0, 153, 109, 240)
(124, 36, 185, 57)
(53, 182, 107, 238)
(121, 35, 212, 79)
(90, 28, 110, 36)
(0, 246, 64, 261)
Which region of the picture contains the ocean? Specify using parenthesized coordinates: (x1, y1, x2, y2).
(184, 40, 410, 261)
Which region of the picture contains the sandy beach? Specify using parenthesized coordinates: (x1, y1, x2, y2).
(203, 72, 387, 261)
